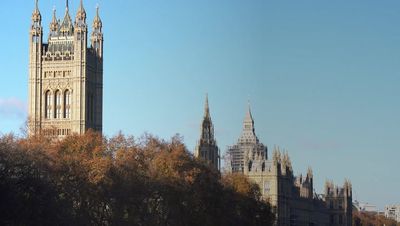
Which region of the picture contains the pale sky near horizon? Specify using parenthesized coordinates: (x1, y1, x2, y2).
(0, 0, 399, 210)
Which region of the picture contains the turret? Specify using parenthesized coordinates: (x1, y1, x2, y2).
(344, 179, 352, 197)
(91, 5, 103, 58)
(29, 0, 43, 134)
(31, 0, 42, 40)
(306, 167, 313, 198)
(74, 0, 87, 62)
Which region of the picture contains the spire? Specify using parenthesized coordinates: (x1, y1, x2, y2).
(194, 94, 219, 170)
(93, 5, 103, 30)
(35, 0, 39, 11)
(76, 0, 87, 22)
(50, 7, 59, 35)
(238, 101, 258, 143)
(32, 0, 42, 24)
(59, 0, 74, 36)
(204, 93, 210, 119)
(244, 101, 254, 124)
(198, 94, 215, 145)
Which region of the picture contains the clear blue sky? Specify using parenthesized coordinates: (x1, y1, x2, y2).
(0, 0, 399, 209)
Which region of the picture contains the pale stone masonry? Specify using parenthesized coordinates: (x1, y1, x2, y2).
(225, 104, 352, 226)
(28, 0, 103, 137)
(194, 95, 220, 170)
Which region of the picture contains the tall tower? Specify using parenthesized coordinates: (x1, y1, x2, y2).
(28, 0, 103, 137)
(226, 103, 267, 172)
(194, 95, 220, 170)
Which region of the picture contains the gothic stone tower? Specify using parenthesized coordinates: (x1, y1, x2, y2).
(194, 95, 220, 170)
(226, 104, 268, 173)
(28, 0, 103, 137)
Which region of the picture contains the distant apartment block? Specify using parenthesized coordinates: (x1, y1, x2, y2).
(385, 205, 400, 222)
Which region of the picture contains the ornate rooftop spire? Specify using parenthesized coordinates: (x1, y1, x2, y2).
(35, 0, 39, 11)
(199, 95, 214, 144)
(59, 0, 74, 36)
(244, 100, 254, 124)
(194, 95, 220, 170)
(76, 0, 87, 23)
(49, 8, 59, 35)
(93, 5, 103, 30)
(204, 93, 210, 119)
(32, 0, 42, 23)
(238, 101, 258, 143)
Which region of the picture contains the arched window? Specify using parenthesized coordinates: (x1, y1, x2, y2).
(55, 90, 62, 119)
(64, 90, 71, 119)
(45, 91, 52, 119)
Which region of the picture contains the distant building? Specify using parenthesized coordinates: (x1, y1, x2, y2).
(28, 0, 103, 137)
(194, 95, 220, 170)
(353, 200, 378, 213)
(385, 205, 400, 222)
(225, 104, 352, 226)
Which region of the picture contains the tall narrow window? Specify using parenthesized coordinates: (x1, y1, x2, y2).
(55, 90, 62, 119)
(64, 90, 71, 119)
(45, 91, 52, 119)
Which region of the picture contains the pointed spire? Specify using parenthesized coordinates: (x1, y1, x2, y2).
(204, 93, 210, 119)
(93, 4, 103, 30)
(243, 101, 255, 130)
(79, 0, 85, 12)
(32, 0, 42, 23)
(245, 100, 254, 122)
(50, 7, 59, 34)
(239, 100, 256, 143)
(59, 0, 74, 36)
(76, 0, 87, 23)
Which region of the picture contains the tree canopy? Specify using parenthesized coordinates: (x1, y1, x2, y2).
(0, 131, 274, 226)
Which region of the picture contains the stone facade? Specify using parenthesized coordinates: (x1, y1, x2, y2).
(28, 0, 103, 137)
(226, 105, 352, 226)
(194, 95, 220, 170)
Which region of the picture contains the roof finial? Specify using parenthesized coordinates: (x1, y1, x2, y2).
(66, 0, 69, 9)
(96, 4, 100, 17)
(35, 0, 39, 10)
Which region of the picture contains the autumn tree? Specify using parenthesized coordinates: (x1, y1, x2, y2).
(0, 132, 275, 226)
